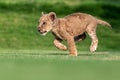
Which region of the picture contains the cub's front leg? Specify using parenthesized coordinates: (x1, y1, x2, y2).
(53, 38, 67, 51)
(67, 36, 77, 56)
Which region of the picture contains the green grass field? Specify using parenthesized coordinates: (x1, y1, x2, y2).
(0, 50, 120, 80)
(0, 0, 120, 80)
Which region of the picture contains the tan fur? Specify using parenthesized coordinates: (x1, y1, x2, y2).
(38, 12, 111, 56)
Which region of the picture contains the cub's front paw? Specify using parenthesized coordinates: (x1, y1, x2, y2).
(69, 52, 77, 56)
(61, 45, 67, 51)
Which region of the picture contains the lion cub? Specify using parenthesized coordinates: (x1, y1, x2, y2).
(38, 12, 111, 56)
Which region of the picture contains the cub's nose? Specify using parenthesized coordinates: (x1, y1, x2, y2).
(38, 27, 41, 32)
(38, 29, 40, 32)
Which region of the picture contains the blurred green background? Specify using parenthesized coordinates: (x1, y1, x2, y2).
(0, 0, 120, 51)
(0, 0, 120, 80)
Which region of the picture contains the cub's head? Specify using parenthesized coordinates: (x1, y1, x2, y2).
(38, 12, 56, 36)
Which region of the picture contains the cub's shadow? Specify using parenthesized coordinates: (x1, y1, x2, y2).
(30, 52, 67, 56)
(78, 54, 93, 56)
(43, 53, 68, 56)
(78, 51, 109, 56)
(30, 52, 108, 56)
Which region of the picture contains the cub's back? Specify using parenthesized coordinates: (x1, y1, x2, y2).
(64, 13, 96, 23)
(62, 13, 96, 35)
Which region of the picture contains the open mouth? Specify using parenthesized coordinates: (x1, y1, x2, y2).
(38, 29, 48, 36)
(39, 31, 47, 34)
(39, 31, 48, 36)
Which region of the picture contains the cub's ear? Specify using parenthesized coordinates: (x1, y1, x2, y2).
(49, 12, 56, 21)
(41, 12, 44, 16)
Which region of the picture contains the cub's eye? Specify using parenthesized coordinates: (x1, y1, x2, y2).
(42, 22, 46, 25)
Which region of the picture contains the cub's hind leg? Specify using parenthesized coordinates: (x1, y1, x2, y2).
(86, 24, 98, 52)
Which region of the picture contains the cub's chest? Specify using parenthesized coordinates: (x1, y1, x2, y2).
(52, 30, 64, 40)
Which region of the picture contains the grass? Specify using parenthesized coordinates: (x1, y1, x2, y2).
(0, 50, 120, 80)
(0, 50, 120, 60)
(1, 0, 120, 6)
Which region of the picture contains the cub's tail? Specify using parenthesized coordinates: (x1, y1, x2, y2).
(96, 18, 112, 29)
